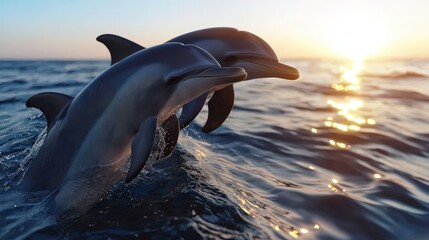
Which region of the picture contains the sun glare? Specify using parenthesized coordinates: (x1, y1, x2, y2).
(327, 14, 387, 61)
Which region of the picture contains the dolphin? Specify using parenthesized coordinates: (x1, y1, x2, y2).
(20, 42, 246, 192)
(96, 27, 299, 133)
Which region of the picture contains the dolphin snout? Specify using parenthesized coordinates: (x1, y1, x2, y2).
(238, 59, 300, 80)
(187, 67, 247, 85)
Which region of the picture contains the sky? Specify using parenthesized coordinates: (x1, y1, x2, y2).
(1, 0, 428, 60)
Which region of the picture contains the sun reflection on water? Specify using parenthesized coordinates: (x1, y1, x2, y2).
(311, 61, 376, 149)
(308, 60, 379, 204)
(235, 192, 321, 238)
(287, 224, 320, 239)
(235, 193, 259, 218)
(329, 62, 376, 134)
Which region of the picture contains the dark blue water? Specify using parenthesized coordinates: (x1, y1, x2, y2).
(0, 60, 428, 239)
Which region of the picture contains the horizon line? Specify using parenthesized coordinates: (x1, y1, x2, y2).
(1, 56, 428, 62)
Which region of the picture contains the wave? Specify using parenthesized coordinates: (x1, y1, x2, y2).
(360, 71, 427, 79)
(377, 90, 429, 102)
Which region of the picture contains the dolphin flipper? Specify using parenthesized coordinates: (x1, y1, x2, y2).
(202, 85, 235, 133)
(160, 114, 180, 158)
(96, 34, 145, 65)
(26, 92, 73, 130)
(126, 116, 158, 183)
(179, 92, 209, 129)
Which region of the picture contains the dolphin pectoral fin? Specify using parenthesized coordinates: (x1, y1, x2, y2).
(202, 85, 235, 133)
(125, 116, 158, 183)
(160, 114, 180, 158)
(96, 34, 145, 65)
(179, 92, 209, 129)
(26, 92, 73, 130)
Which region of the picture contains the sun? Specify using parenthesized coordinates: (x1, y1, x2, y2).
(327, 14, 388, 61)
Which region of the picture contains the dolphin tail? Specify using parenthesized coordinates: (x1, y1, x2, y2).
(202, 85, 234, 133)
(26, 92, 73, 131)
(96, 34, 145, 65)
(179, 92, 209, 129)
(126, 116, 158, 183)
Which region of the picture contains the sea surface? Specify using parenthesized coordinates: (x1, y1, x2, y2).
(0, 59, 428, 239)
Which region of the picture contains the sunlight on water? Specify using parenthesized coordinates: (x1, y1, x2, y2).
(300, 62, 374, 238)
(312, 61, 377, 150)
(235, 193, 258, 218)
(235, 191, 322, 239)
(287, 224, 320, 239)
(331, 65, 361, 92)
(330, 62, 376, 131)
(306, 60, 384, 233)
(328, 178, 346, 193)
(329, 139, 351, 149)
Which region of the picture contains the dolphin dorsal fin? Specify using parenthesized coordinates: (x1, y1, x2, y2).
(26, 92, 73, 130)
(96, 34, 145, 65)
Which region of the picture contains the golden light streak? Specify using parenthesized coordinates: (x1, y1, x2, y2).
(239, 205, 251, 215)
(328, 182, 346, 193)
(289, 229, 299, 239)
(329, 139, 351, 149)
(331, 83, 360, 92)
(327, 99, 363, 111)
(348, 125, 361, 131)
(327, 63, 377, 133)
(325, 121, 333, 127)
(338, 111, 367, 125)
(367, 119, 376, 125)
(325, 122, 362, 132)
(317, 56, 379, 197)
(235, 194, 258, 218)
(195, 149, 207, 157)
(333, 122, 349, 132)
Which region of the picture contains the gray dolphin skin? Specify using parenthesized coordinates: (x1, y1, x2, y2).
(20, 42, 246, 192)
(96, 27, 300, 133)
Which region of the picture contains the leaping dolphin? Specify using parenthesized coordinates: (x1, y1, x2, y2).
(20, 42, 246, 192)
(96, 27, 299, 133)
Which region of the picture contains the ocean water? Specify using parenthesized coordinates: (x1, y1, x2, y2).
(0, 59, 428, 239)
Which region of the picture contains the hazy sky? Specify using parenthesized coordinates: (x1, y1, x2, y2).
(1, 0, 428, 60)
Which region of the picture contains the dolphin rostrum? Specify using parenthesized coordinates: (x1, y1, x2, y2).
(96, 27, 299, 133)
(20, 42, 246, 192)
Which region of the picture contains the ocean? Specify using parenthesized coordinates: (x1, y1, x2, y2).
(0, 59, 428, 239)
